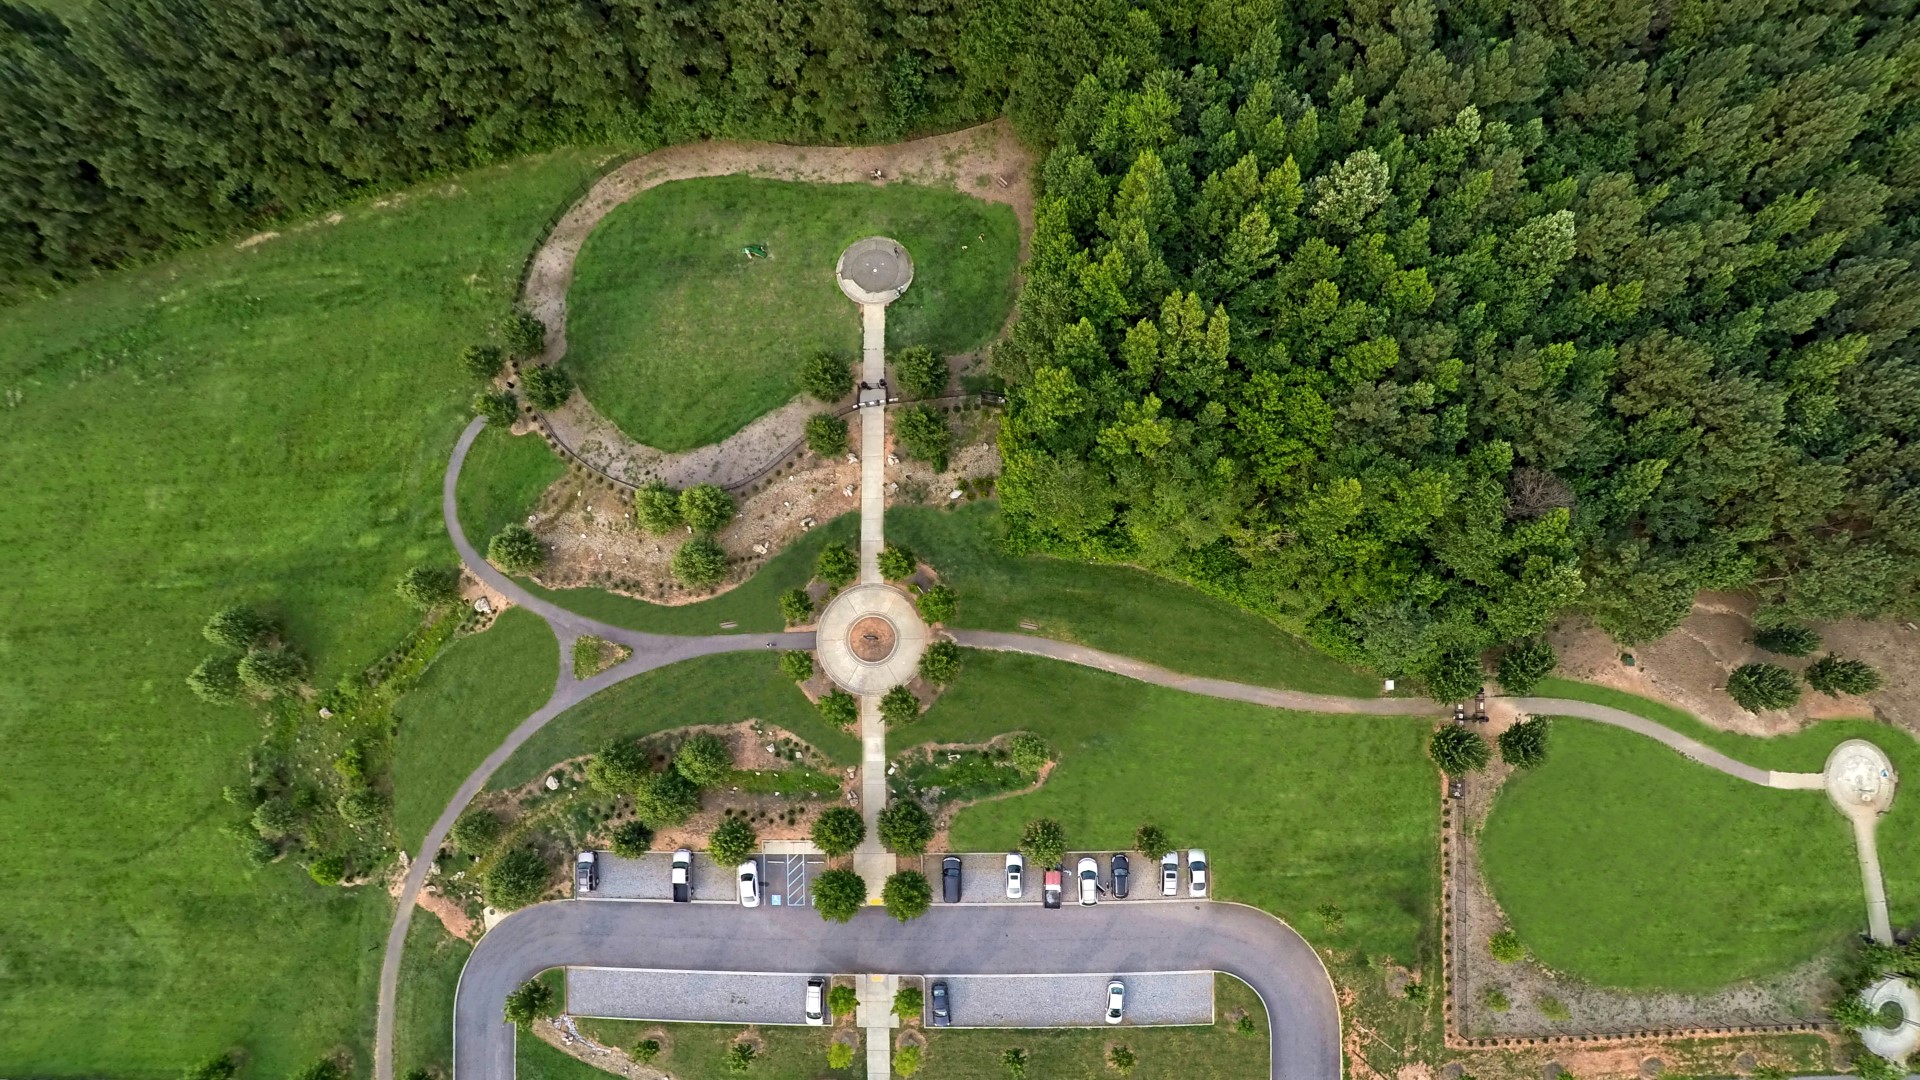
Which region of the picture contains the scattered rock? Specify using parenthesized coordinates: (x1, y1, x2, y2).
(752, 543, 769, 555)
(801, 517, 816, 529)
(949, 489, 963, 500)
(843, 485, 855, 496)
(545, 774, 562, 791)
(887, 454, 899, 465)
(318, 707, 334, 719)
(1641, 1057, 1663, 1078)
(474, 596, 493, 614)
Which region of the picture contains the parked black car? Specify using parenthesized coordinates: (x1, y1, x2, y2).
(930, 981, 951, 1027)
(1110, 853, 1130, 898)
(942, 856, 962, 903)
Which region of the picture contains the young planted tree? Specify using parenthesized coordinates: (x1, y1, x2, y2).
(1428, 725, 1491, 775)
(1019, 818, 1067, 866)
(484, 848, 552, 909)
(671, 536, 728, 587)
(779, 650, 815, 682)
(1497, 716, 1551, 769)
(1002, 1049, 1028, 1078)
(1726, 662, 1802, 711)
(610, 820, 654, 858)
(1755, 624, 1822, 657)
(1496, 639, 1556, 695)
(396, 565, 460, 608)
(586, 740, 650, 793)
(919, 640, 961, 686)
(800, 351, 852, 402)
(634, 482, 684, 533)
(674, 733, 734, 787)
(1133, 824, 1171, 859)
(487, 524, 544, 573)
(812, 867, 867, 923)
(502, 312, 546, 357)
(828, 1043, 856, 1070)
(521, 364, 573, 409)
(252, 798, 297, 840)
(877, 800, 934, 856)
(1806, 655, 1883, 696)
(880, 684, 921, 726)
(724, 1042, 756, 1074)
(894, 345, 949, 398)
(187, 654, 243, 702)
(805, 413, 849, 457)
(461, 343, 505, 381)
(894, 404, 951, 471)
(816, 543, 859, 587)
(1008, 733, 1052, 774)
(474, 390, 518, 426)
(708, 816, 757, 865)
(679, 484, 736, 533)
(778, 588, 814, 625)
(632, 769, 702, 827)
(203, 606, 270, 650)
(503, 977, 558, 1028)
(184, 1055, 239, 1080)
(634, 1041, 661, 1064)
(892, 986, 924, 1019)
(878, 544, 917, 580)
(451, 810, 503, 854)
(1421, 645, 1485, 702)
(829, 984, 860, 1018)
(306, 855, 347, 886)
(1108, 1046, 1136, 1076)
(895, 1046, 923, 1078)
(917, 584, 957, 623)
(810, 806, 867, 857)
(882, 871, 932, 921)
(818, 689, 859, 728)
(237, 647, 305, 694)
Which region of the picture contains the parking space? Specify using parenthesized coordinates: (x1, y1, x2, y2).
(581, 851, 728, 903)
(952, 852, 1031, 904)
(760, 852, 826, 911)
(568, 967, 823, 1025)
(921, 972, 1214, 1028)
(930, 851, 1207, 904)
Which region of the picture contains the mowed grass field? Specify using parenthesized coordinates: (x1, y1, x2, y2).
(1481, 678, 1920, 989)
(888, 503, 1380, 697)
(564, 177, 1019, 451)
(455, 424, 568, 544)
(0, 148, 615, 1077)
(925, 651, 1438, 961)
(395, 916, 473, 1079)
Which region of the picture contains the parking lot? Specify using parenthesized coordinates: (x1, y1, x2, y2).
(582, 851, 825, 910)
(568, 967, 823, 1025)
(920, 972, 1215, 1027)
(928, 851, 1204, 905)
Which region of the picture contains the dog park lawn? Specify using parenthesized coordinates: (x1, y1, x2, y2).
(888, 503, 1381, 697)
(924, 651, 1438, 962)
(0, 146, 615, 1076)
(488, 652, 859, 791)
(563, 176, 1019, 451)
(391, 607, 559, 845)
(456, 424, 568, 544)
(1480, 716, 1869, 989)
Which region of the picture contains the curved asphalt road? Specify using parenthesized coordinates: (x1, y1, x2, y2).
(456, 901, 1340, 1080)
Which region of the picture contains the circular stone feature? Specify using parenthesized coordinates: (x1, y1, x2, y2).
(816, 583, 929, 694)
(848, 615, 897, 663)
(837, 237, 914, 304)
(1825, 738, 1897, 815)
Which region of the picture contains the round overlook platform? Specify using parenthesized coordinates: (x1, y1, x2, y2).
(815, 583, 928, 693)
(836, 237, 914, 304)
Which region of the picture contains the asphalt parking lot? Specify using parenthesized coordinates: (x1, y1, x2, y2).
(568, 967, 822, 1025)
(584, 851, 825, 909)
(921, 972, 1214, 1027)
(932, 851, 1198, 904)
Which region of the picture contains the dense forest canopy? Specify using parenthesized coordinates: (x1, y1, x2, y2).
(4, 0, 1918, 687)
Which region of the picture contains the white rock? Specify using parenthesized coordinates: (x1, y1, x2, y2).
(848, 454, 860, 464)
(887, 454, 899, 465)
(949, 489, 963, 500)
(545, 774, 562, 791)
(752, 543, 769, 555)
(317, 707, 334, 719)
(843, 485, 855, 496)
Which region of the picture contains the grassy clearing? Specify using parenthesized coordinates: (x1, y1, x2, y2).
(0, 147, 615, 1076)
(521, 512, 857, 633)
(489, 652, 856, 790)
(923, 651, 1437, 961)
(571, 974, 1266, 1079)
(395, 916, 472, 1079)
(455, 425, 567, 544)
(887, 503, 1380, 697)
(1480, 716, 1865, 989)
(565, 176, 1019, 451)
(391, 607, 558, 845)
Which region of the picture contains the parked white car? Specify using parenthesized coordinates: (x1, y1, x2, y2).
(1077, 856, 1100, 906)
(1160, 851, 1179, 896)
(1005, 852, 1024, 899)
(1187, 848, 1209, 896)
(805, 977, 826, 1025)
(1106, 979, 1126, 1024)
(736, 859, 760, 908)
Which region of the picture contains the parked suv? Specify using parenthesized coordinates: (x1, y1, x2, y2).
(574, 850, 597, 894)
(805, 977, 826, 1026)
(942, 856, 962, 903)
(670, 848, 693, 903)
(1110, 853, 1130, 898)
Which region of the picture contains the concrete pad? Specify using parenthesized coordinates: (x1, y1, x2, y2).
(816, 584, 928, 694)
(922, 972, 1214, 1028)
(567, 968, 821, 1025)
(838, 237, 914, 304)
(584, 851, 728, 903)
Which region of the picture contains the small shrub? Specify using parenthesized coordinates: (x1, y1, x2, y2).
(1404, 981, 1428, 1002)
(184, 1054, 239, 1080)
(632, 768, 702, 827)
(1108, 1045, 1136, 1075)
(503, 311, 546, 357)
(1002, 1048, 1028, 1078)
(880, 684, 920, 726)
(237, 647, 305, 694)
(779, 650, 815, 682)
(1008, 733, 1052, 774)
(634, 482, 683, 533)
(878, 800, 934, 856)
(895, 345, 948, 398)
(806, 413, 849, 457)
(917, 584, 957, 623)
(675, 733, 734, 787)
(487, 524, 544, 573)
(1235, 1014, 1257, 1035)
(1497, 716, 1551, 769)
(878, 544, 917, 580)
(1726, 662, 1802, 711)
(724, 1041, 756, 1074)
(671, 536, 728, 587)
(709, 815, 758, 865)
(813, 868, 867, 923)
(337, 787, 386, 825)
(830, 984, 860, 1017)
(610, 820, 654, 858)
(818, 689, 859, 728)
(634, 1039, 661, 1063)
(396, 565, 460, 608)
(800, 351, 852, 402)
(307, 854, 346, 886)
(894, 1044, 922, 1078)
(779, 589, 814, 625)
(1481, 987, 1510, 1011)
(1754, 623, 1822, 657)
(816, 543, 859, 587)
(485, 848, 552, 909)
(241, 833, 277, 866)
(451, 809, 502, 854)
(187, 654, 244, 702)
(521, 364, 573, 409)
(1315, 903, 1345, 934)
(586, 740, 650, 793)
(894, 404, 951, 471)
(828, 1042, 855, 1069)
(1538, 995, 1570, 1021)
(892, 986, 924, 1020)
(680, 484, 736, 533)
(1133, 823, 1171, 859)
(1428, 725, 1491, 774)
(1496, 638, 1556, 694)
(461, 343, 505, 380)
(1019, 817, 1067, 866)
(811, 806, 867, 857)
(203, 606, 270, 650)
(1489, 930, 1524, 963)
(474, 390, 517, 426)
(252, 798, 297, 839)
(1807, 655, 1882, 696)
(503, 977, 557, 1028)
(1831, 994, 1878, 1031)
(918, 640, 961, 686)
(293, 1060, 346, 1080)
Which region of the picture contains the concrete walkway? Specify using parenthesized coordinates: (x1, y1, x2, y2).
(854, 972, 898, 1080)
(1827, 740, 1899, 944)
(1505, 696, 1827, 790)
(858, 303, 887, 585)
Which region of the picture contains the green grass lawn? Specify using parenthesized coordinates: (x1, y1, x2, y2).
(395, 916, 473, 1079)
(570, 974, 1266, 1080)
(924, 651, 1437, 961)
(456, 425, 568, 544)
(564, 176, 1019, 451)
(392, 607, 559, 845)
(888, 503, 1380, 696)
(1480, 716, 1868, 990)
(520, 513, 857, 634)
(0, 147, 616, 1077)
(489, 652, 857, 790)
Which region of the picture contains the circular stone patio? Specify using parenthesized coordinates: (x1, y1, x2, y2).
(1858, 976, 1920, 1063)
(1825, 739, 1897, 817)
(836, 236, 914, 304)
(815, 583, 929, 694)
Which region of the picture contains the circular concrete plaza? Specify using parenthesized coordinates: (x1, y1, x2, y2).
(836, 236, 914, 304)
(1826, 738, 1898, 815)
(816, 583, 928, 694)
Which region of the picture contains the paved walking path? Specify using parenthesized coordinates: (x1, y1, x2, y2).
(858, 304, 887, 585)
